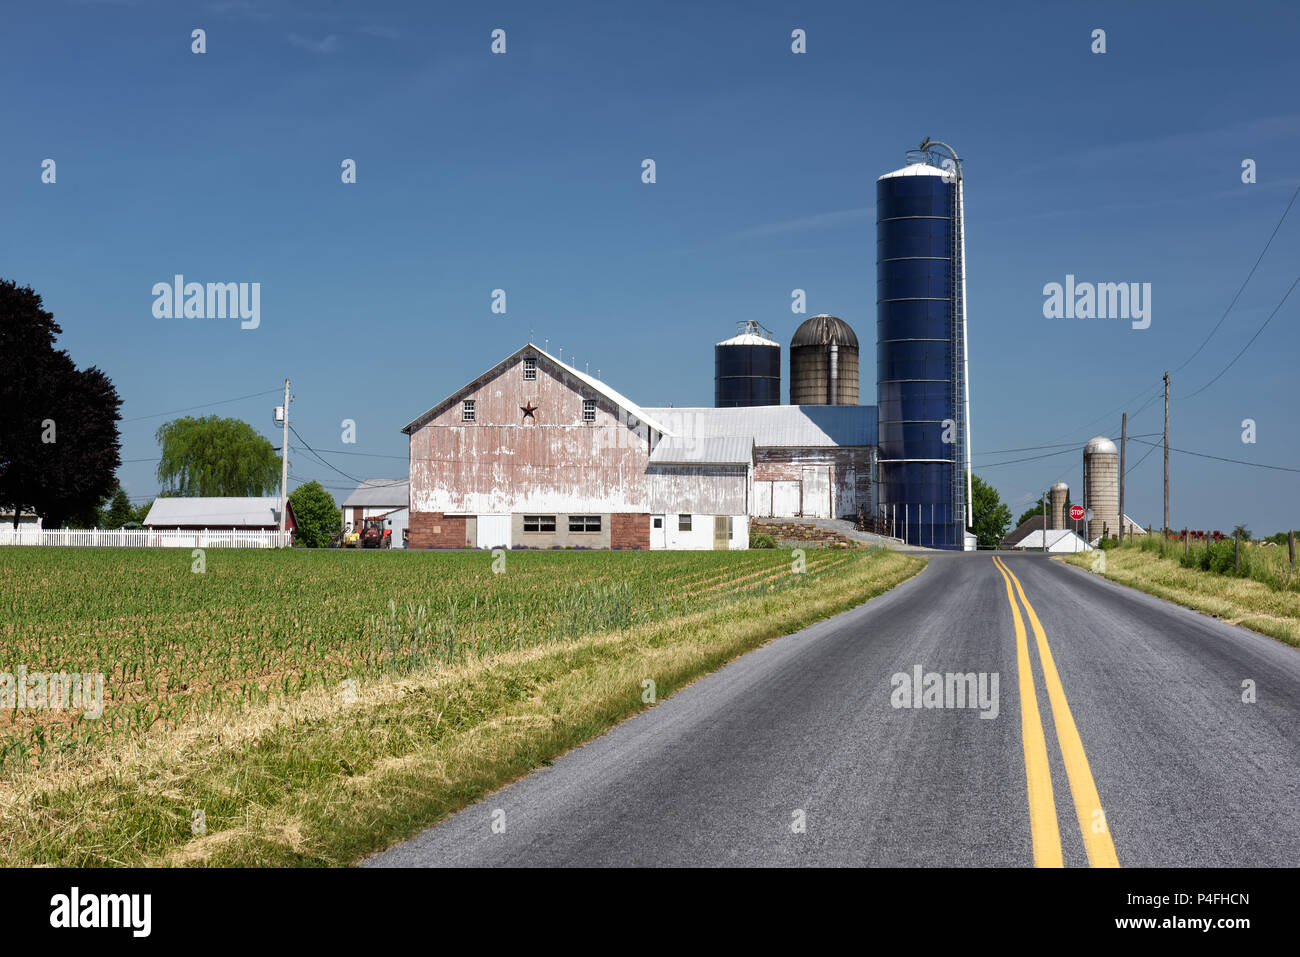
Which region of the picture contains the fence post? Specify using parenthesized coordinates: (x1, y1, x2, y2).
(1184, 530, 1188, 557)
(1234, 532, 1240, 574)
(1289, 529, 1296, 572)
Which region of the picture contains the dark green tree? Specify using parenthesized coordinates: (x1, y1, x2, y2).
(287, 481, 340, 548)
(103, 487, 134, 529)
(0, 279, 122, 527)
(155, 416, 280, 497)
(971, 474, 1013, 549)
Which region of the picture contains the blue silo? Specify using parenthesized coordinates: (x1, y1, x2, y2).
(876, 144, 971, 549)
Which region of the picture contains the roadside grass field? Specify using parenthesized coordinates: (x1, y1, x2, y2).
(1061, 543, 1300, 647)
(0, 546, 924, 865)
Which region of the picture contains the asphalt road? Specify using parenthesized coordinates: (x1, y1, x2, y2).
(366, 552, 1300, 867)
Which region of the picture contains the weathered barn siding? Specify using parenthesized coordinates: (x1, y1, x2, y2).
(753, 447, 873, 518)
(408, 356, 654, 515)
(647, 465, 749, 515)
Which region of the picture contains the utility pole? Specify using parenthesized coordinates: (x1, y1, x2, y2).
(1119, 412, 1126, 543)
(1042, 491, 1047, 553)
(1163, 372, 1170, 536)
(279, 378, 290, 537)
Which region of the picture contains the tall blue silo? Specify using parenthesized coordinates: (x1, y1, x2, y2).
(876, 143, 971, 549)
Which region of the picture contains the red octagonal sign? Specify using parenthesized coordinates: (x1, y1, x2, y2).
(1069, 505, 1086, 521)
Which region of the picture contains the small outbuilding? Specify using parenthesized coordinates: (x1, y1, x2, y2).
(340, 479, 410, 548)
(143, 497, 296, 532)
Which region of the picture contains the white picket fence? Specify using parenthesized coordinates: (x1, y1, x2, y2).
(0, 527, 292, 548)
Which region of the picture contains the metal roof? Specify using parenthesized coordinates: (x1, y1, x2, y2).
(401, 343, 673, 438)
(1085, 436, 1118, 455)
(341, 479, 409, 508)
(1010, 529, 1093, 552)
(649, 435, 755, 466)
(641, 405, 877, 448)
(791, 314, 858, 348)
(716, 333, 779, 347)
(143, 497, 286, 527)
(877, 162, 951, 181)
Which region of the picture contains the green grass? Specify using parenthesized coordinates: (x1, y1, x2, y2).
(0, 547, 924, 865)
(1061, 541, 1300, 647)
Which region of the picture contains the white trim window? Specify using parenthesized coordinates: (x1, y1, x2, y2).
(582, 399, 596, 423)
(523, 357, 537, 381)
(462, 399, 476, 422)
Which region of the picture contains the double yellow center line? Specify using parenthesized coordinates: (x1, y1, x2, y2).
(992, 555, 1120, 868)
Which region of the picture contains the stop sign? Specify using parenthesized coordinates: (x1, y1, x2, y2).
(1069, 505, 1086, 521)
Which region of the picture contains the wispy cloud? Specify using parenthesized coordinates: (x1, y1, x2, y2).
(729, 206, 875, 240)
(359, 24, 400, 40)
(288, 33, 339, 54)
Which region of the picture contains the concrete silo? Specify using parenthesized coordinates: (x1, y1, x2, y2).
(1049, 482, 1069, 530)
(1083, 437, 1120, 542)
(876, 139, 971, 549)
(715, 321, 780, 407)
(789, 314, 859, 405)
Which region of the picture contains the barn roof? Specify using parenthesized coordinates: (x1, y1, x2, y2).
(401, 343, 673, 437)
(649, 435, 755, 466)
(341, 479, 409, 508)
(641, 405, 877, 448)
(143, 497, 289, 527)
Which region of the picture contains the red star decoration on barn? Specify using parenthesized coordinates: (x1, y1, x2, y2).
(520, 402, 537, 422)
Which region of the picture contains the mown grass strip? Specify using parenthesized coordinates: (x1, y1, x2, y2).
(0, 549, 924, 867)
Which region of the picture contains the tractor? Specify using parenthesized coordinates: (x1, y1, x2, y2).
(359, 514, 393, 549)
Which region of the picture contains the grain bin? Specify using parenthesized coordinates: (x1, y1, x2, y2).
(790, 314, 859, 405)
(715, 320, 781, 407)
(1083, 437, 1120, 542)
(1049, 482, 1069, 530)
(876, 143, 970, 549)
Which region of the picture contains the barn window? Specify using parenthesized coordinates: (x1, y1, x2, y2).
(569, 515, 601, 533)
(462, 399, 475, 422)
(524, 515, 556, 533)
(678, 514, 692, 531)
(582, 399, 596, 422)
(523, 357, 537, 381)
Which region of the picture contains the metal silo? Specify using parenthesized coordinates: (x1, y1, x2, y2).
(715, 320, 781, 407)
(1049, 482, 1069, 530)
(876, 138, 971, 549)
(1083, 436, 1120, 542)
(789, 314, 859, 405)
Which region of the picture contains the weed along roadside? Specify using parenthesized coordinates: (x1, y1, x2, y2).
(1060, 541, 1300, 647)
(0, 547, 924, 866)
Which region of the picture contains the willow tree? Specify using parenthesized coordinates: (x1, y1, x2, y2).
(155, 416, 280, 497)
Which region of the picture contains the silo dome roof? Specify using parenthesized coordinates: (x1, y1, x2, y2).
(1050, 482, 1069, 491)
(791, 314, 858, 349)
(1085, 436, 1118, 455)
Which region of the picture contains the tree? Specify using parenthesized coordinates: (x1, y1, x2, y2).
(970, 474, 1012, 549)
(103, 487, 134, 529)
(0, 279, 122, 527)
(155, 416, 280, 497)
(1231, 524, 1252, 542)
(288, 481, 339, 548)
(1015, 490, 1070, 530)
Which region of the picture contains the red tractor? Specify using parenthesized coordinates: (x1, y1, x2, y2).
(359, 514, 394, 549)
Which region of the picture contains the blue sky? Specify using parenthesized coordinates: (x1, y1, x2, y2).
(3, 0, 1297, 533)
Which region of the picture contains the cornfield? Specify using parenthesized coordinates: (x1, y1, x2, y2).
(0, 547, 861, 773)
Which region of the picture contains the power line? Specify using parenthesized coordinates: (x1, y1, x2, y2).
(1129, 437, 1300, 473)
(122, 388, 281, 423)
(1173, 182, 1300, 374)
(1183, 273, 1300, 400)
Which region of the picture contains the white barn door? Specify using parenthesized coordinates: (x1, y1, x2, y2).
(476, 514, 511, 549)
(801, 466, 830, 518)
